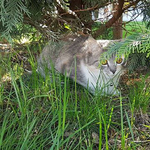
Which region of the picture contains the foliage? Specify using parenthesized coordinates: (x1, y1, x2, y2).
(101, 32, 150, 71)
(0, 0, 150, 41)
(83, 0, 109, 7)
(122, 21, 147, 38)
(141, 0, 150, 28)
(128, 76, 150, 113)
(0, 0, 30, 40)
(92, 22, 113, 40)
(1, 0, 150, 149)
(1, 46, 150, 149)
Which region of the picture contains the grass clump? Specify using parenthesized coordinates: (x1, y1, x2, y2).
(0, 45, 150, 149)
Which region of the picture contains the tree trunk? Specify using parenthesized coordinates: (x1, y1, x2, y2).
(113, 2, 123, 39)
(113, 16, 122, 39)
(92, 0, 140, 39)
(92, 0, 124, 38)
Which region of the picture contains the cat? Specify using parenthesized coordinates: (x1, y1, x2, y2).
(37, 35, 126, 95)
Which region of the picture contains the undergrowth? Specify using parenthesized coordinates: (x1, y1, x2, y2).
(0, 45, 150, 150)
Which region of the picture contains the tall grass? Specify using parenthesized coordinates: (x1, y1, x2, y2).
(0, 46, 150, 149)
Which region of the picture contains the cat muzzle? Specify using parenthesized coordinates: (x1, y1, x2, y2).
(110, 68, 116, 74)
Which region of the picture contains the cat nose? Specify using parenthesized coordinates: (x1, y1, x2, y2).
(110, 68, 116, 74)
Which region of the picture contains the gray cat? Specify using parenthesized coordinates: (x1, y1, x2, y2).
(37, 35, 126, 95)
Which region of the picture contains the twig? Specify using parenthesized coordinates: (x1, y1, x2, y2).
(60, 5, 99, 16)
(60, 2, 112, 16)
(133, 140, 150, 143)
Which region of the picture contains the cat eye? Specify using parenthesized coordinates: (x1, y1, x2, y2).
(116, 58, 123, 64)
(101, 60, 108, 65)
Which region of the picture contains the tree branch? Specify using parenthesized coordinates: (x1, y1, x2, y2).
(60, 4, 99, 16)
(92, 0, 141, 38)
(60, 2, 112, 16)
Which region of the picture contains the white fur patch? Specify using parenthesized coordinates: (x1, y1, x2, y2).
(80, 61, 120, 95)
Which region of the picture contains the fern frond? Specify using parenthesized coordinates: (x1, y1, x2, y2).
(100, 32, 150, 71)
(0, 0, 30, 39)
(102, 32, 150, 58)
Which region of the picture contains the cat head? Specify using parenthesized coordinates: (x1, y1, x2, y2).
(100, 53, 127, 76)
(95, 53, 127, 95)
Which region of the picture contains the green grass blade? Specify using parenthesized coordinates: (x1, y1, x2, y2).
(120, 95, 125, 149)
(20, 119, 36, 150)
